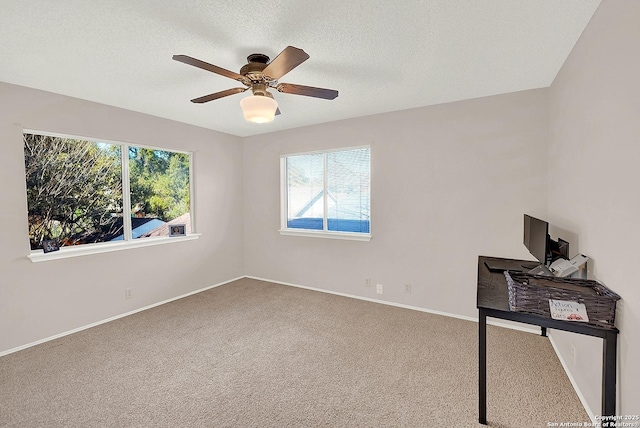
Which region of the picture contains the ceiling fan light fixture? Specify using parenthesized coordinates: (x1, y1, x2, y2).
(240, 95, 278, 123)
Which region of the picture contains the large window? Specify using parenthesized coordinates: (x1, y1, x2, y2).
(24, 131, 193, 252)
(281, 146, 370, 240)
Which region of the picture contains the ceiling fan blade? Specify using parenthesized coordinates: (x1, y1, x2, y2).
(173, 55, 248, 84)
(262, 46, 310, 80)
(276, 83, 339, 100)
(191, 87, 247, 103)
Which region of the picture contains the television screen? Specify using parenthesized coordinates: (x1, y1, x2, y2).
(524, 214, 549, 265)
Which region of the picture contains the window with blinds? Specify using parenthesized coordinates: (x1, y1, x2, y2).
(280, 146, 370, 240)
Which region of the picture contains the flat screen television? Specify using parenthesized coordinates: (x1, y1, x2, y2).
(523, 214, 550, 266)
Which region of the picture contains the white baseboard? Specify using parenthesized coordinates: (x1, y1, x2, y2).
(2, 273, 579, 416)
(246, 275, 478, 321)
(548, 332, 597, 424)
(0, 276, 244, 358)
(245, 275, 541, 334)
(1, 275, 539, 358)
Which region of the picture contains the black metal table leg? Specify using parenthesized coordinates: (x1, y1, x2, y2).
(602, 331, 617, 417)
(479, 309, 487, 425)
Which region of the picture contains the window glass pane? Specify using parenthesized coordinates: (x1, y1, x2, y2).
(286, 153, 324, 230)
(24, 133, 123, 250)
(127, 148, 191, 239)
(327, 148, 370, 233)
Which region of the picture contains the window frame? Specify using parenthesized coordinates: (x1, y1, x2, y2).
(279, 145, 371, 242)
(24, 129, 199, 262)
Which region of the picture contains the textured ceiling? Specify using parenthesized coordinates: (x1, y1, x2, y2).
(0, 0, 601, 137)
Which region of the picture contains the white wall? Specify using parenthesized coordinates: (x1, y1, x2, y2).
(243, 89, 548, 318)
(0, 82, 245, 353)
(4, 2, 637, 416)
(548, 0, 640, 416)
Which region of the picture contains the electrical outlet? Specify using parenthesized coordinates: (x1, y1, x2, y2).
(376, 284, 383, 294)
(365, 278, 371, 287)
(125, 288, 133, 300)
(404, 283, 411, 293)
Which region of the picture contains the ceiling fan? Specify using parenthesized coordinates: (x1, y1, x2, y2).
(173, 46, 338, 123)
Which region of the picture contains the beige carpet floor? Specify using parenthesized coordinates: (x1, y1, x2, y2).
(0, 278, 589, 427)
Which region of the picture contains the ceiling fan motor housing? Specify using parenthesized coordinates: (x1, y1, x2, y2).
(240, 53, 273, 84)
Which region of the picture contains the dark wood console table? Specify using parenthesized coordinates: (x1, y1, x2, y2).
(477, 255, 618, 425)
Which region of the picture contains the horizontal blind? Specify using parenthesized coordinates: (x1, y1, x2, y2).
(286, 153, 324, 230)
(326, 148, 370, 233)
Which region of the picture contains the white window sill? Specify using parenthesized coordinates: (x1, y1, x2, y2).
(279, 229, 371, 242)
(28, 234, 201, 263)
